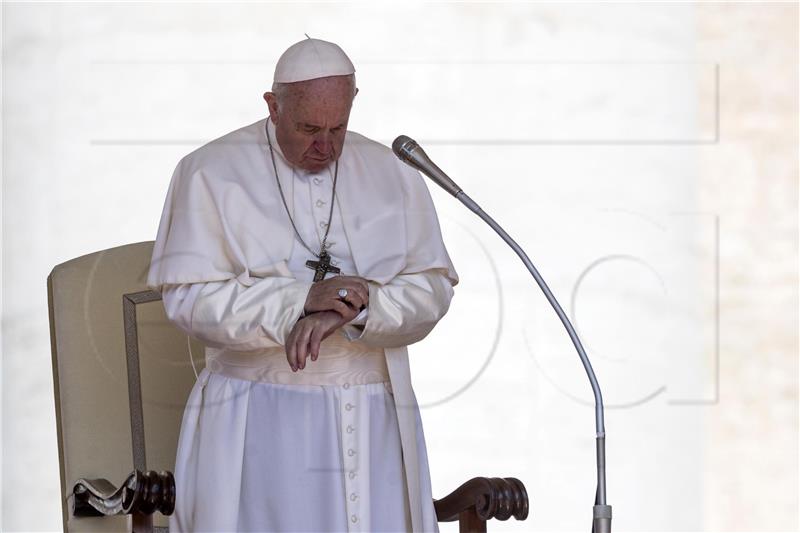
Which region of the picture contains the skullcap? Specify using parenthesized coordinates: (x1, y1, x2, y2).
(273, 37, 355, 84)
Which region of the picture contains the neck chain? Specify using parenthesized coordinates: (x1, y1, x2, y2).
(265, 121, 341, 281)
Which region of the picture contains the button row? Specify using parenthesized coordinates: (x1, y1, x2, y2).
(342, 386, 359, 528)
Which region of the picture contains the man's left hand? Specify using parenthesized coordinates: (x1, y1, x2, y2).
(285, 310, 351, 372)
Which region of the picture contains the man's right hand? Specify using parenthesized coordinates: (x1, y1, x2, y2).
(303, 275, 369, 318)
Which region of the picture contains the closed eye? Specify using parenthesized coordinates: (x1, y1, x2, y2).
(297, 123, 345, 134)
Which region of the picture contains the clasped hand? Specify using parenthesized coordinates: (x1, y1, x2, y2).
(285, 275, 369, 372)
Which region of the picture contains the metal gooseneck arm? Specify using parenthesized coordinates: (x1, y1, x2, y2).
(392, 136, 612, 532)
(457, 191, 611, 533)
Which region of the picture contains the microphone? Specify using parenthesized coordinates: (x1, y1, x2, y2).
(393, 135, 613, 533)
(391, 135, 462, 197)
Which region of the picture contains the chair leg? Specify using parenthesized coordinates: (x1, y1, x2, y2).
(459, 508, 487, 533)
(131, 512, 153, 533)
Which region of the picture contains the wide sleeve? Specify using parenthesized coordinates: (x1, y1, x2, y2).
(347, 268, 455, 348)
(161, 276, 313, 351)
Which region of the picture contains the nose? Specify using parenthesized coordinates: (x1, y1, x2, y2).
(312, 131, 334, 157)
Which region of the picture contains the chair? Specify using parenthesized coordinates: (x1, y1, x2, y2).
(48, 241, 528, 532)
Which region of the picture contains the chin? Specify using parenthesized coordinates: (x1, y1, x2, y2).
(302, 164, 325, 173)
(303, 159, 331, 173)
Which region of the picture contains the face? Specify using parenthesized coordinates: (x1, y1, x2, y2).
(264, 75, 357, 173)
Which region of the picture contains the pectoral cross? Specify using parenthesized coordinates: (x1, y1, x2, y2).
(306, 250, 340, 282)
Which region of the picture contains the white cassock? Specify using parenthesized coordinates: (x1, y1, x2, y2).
(147, 117, 459, 532)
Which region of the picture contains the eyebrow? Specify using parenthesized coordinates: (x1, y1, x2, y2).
(296, 122, 345, 130)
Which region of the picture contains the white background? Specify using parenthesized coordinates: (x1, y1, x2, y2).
(2, 2, 798, 531)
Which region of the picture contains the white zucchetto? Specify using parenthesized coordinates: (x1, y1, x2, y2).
(273, 37, 355, 84)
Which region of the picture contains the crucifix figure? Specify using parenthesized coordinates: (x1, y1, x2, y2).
(305, 250, 341, 282)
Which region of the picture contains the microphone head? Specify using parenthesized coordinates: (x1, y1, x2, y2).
(392, 135, 418, 162)
(391, 133, 463, 196)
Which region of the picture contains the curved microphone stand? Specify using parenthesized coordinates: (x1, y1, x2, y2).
(393, 136, 612, 533)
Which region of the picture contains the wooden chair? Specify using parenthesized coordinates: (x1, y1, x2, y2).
(48, 241, 528, 532)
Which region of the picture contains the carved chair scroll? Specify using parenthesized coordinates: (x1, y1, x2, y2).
(48, 241, 529, 531)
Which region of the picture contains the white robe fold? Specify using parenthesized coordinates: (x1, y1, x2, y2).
(148, 117, 458, 531)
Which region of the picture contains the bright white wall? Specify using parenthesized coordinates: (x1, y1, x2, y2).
(2, 2, 797, 531)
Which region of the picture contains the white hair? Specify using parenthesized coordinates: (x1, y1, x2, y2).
(271, 74, 357, 104)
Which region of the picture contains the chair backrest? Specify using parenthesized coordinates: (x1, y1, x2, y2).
(48, 241, 205, 532)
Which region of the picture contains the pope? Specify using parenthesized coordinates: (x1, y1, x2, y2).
(148, 37, 458, 532)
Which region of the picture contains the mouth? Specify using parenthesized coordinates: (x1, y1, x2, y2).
(301, 156, 331, 172)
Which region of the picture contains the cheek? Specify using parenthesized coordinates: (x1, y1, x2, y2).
(284, 132, 311, 156)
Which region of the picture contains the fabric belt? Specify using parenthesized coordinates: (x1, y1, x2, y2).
(205, 332, 389, 387)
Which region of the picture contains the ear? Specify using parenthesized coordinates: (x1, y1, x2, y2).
(264, 92, 279, 123)
(353, 87, 359, 100)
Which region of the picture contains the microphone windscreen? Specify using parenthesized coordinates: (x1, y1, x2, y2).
(392, 135, 417, 161)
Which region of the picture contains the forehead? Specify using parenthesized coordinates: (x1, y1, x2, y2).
(283, 76, 354, 121)
(292, 74, 354, 96)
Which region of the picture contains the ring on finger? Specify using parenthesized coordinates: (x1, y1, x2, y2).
(337, 288, 348, 299)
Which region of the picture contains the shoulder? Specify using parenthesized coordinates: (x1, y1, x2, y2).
(343, 129, 433, 204)
(176, 118, 264, 175)
(343, 129, 397, 165)
(343, 129, 421, 182)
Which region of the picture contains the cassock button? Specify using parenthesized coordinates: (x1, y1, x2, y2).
(346, 425, 355, 433)
(316, 199, 326, 207)
(351, 515, 358, 523)
(319, 221, 328, 228)
(342, 382, 350, 389)
(348, 471, 356, 479)
(313, 177, 323, 185)
(347, 448, 356, 456)
(350, 493, 358, 501)
(345, 403, 354, 411)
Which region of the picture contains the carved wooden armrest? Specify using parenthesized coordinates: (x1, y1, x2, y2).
(72, 470, 175, 517)
(435, 477, 528, 531)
